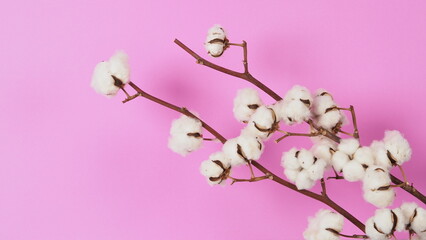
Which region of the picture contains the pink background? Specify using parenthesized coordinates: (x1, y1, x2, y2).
(1, 1, 426, 239)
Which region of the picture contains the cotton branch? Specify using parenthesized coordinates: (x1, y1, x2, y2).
(174, 38, 426, 205)
(123, 80, 366, 233)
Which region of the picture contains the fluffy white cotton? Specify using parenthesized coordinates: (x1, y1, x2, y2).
(298, 149, 315, 169)
(233, 88, 264, 122)
(284, 168, 300, 182)
(370, 140, 392, 169)
(303, 209, 343, 240)
(331, 151, 350, 172)
(204, 24, 228, 57)
(353, 147, 375, 167)
(342, 160, 365, 182)
(296, 169, 315, 190)
(275, 85, 312, 125)
(308, 158, 327, 181)
(399, 202, 426, 236)
(400, 202, 418, 225)
(222, 135, 264, 166)
(312, 89, 346, 131)
(337, 138, 360, 156)
(363, 166, 394, 207)
(281, 148, 302, 170)
(310, 138, 337, 165)
(168, 114, 203, 156)
(246, 106, 278, 139)
(366, 208, 405, 240)
(200, 152, 231, 185)
(365, 217, 388, 240)
(91, 51, 130, 97)
(383, 130, 412, 165)
(412, 207, 426, 235)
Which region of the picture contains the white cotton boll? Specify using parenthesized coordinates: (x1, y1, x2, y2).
(315, 230, 340, 240)
(296, 169, 315, 190)
(204, 24, 227, 57)
(284, 85, 313, 103)
(281, 100, 312, 125)
(168, 134, 203, 156)
(312, 90, 335, 116)
(308, 158, 327, 181)
(391, 208, 406, 232)
(366, 217, 388, 240)
(412, 208, 426, 234)
(363, 166, 391, 191)
(200, 157, 229, 186)
(416, 232, 426, 240)
(237, 135, 264, 161)
(284, 168, 300, 182)
(373, 209, 394, 235)
(342, 160, 365, 182)
(298, 149, 315, 169)
(319, 211, 344, 232)
(222, 138, 245, 166)
(353, 147, 375, 167)
(400, 202, 418, 225)
(233, 88, 263, 122)
(370, 141, 392, 169)
(363, 188, 395, 208)
(331, 151, 350, 172)
(246, 106, 278, 139)
(383, 130, 412, 165)
(281, 148, 302, 170)
(170, 114, 202, 136)
(316, 110, 344, 131)
(304, 214, 321, 240)
(310, 139, 336, 165)
(91, 61, 118, 97)
(337, 138, 360, 156)
(108, 51, 130, 84)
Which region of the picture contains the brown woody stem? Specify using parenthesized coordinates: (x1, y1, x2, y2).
(175, 38, 426, 205)
(229, 174, 272, 184)
(338, 106, 359, 139)
(275, 130, 320, 143)
(326, 228, 368, 239)
(126, 81, 227, 144)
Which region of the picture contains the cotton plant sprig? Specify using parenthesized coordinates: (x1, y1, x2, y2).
(91, 24, 426, 239)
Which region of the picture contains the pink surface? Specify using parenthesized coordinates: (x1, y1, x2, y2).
(1, 1, 426, 239)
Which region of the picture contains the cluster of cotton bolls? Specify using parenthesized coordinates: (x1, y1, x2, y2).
(281, 148, 327, 190)
(168, 114, 203, 156)
(273, 85, 313, 125)
(329, 130, 411, 207)
(204, 24, 228, 57)
(311, 89, 346, 132)
(199, 133, 264, 185)
(366, 202, 426, 240)
(91, 51, 130, 97)
(303, 209, 344, 240)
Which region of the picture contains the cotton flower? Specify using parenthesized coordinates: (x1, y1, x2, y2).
(370, 140, 392, 169)
(337, 138, 360, 156)
(200, 152, 231, 185)
(233, 88, 264, 122)
(331, 151, 350, 173)
(362, 166, 395, 207)
(222, 134, 264, 166)
(245, 106, 279, 139)
(365, 208, 405, 240)
(281, 148, 326, 190)
(204, 24, 228, 57)
(274, 85, 312, 125)
(91, 51, 130, 97)
(383, 130, 412, 166)
(303, 209, 344, 240)
(168, 114, 203, 156)
(312, 89, 346, 131)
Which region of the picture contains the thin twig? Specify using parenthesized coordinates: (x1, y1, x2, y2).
(338, 106, 360, 139)
(228, 174, 272, 185)
(321, 178, 328, 198)
(275, 130, 320, 143)
(326, 228, 368, 239)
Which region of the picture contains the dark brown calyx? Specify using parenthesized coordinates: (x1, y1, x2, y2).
(187, 132, 202, 138)
(237, 144, 248, 161)
(300, 98, 311, 107)
(376, 185, 391, 191)
(373, 222, 385, 234)
(390, 210, 398, 235)
(111, 75, 125, 88)
(386, 150, 398, 166)
(209, 160, 231, 184)
(257, 141, 263, 150)
(325, 106, 338, 113)
(295, 150, 300, 158)
(248, 104, 259, 110)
